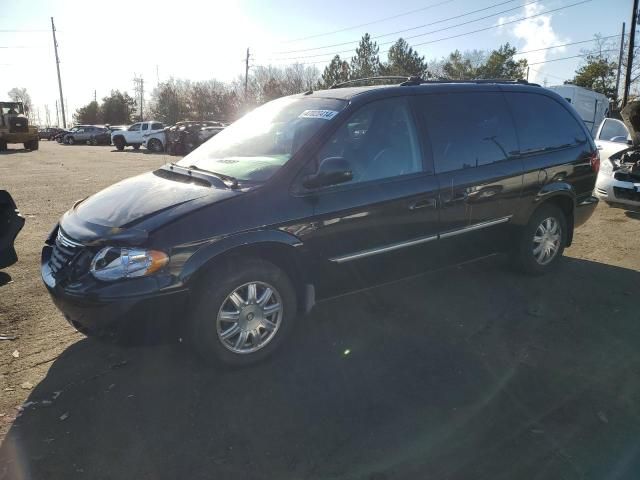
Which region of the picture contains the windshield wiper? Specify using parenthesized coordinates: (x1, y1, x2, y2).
(168, 163, 239, 189)
(187, 165, 239, 189)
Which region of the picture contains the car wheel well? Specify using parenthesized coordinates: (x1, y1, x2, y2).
(538, 195, 574, 246)
(191, 242, 309, 313)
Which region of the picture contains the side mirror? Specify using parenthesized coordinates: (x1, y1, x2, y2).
(303, 157, 353, 189)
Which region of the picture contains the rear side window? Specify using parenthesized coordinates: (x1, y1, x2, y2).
(598, 118, 628, 141)
(505, 92, 587, 154)
(419, 92, 519, 173)
(142, 123, 150, 131)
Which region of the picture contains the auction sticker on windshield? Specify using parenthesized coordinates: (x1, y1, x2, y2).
(299, 110, 339, 120)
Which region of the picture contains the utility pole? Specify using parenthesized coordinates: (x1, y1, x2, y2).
(45, 104, 51, 127)
(133, 76, 144, 121)
(55, 100, 59, 127)
(94, 90, 97, 103)
(623, 0, 639, 107)
(526, 66, 530, 82)
(616, 22, 626, 103)
(51, 17, 66, 128)
(244, 48, 250, 96)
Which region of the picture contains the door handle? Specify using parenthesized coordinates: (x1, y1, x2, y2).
(409, 197, 437, 210)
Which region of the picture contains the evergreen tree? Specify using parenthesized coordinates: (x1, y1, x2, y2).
(74, 101, 102, 124)
(350, 34, 381, 79)
(569, 55, 617, 98)
(476, 43, 528, 80)
(319, 55, 351, 88)
(381, 38, 428, 78)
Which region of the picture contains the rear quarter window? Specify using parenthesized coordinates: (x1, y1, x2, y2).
(504, 92, 587, 154)
(419, 92, 519, 173)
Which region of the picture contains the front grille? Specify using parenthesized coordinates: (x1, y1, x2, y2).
(613, 187, 640, 202)
(49, 230, 83, 276)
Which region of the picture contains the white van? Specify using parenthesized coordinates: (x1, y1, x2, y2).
(548, 85, 609, 136)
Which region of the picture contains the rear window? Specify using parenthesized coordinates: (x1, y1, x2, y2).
(599, 119, 628, 141)
(419, 92, 519, 173)
(505, 92, 587, 154)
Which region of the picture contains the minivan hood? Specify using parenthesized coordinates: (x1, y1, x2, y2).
(621, 101, 640, 145)
(66, 169, 240, 235)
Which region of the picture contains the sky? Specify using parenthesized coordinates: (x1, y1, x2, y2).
(0, 0, 632, 126)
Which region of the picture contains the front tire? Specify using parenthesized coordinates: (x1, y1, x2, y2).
(24, 139, 39, 150)
(513, 204, 567, 275)
(189, 258, 297, 366)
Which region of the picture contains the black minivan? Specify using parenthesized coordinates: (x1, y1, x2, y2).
(41, 79, 599, 365)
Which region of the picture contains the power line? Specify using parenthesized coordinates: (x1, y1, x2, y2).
(513, 33, 625, 56)
(276, 0, 533, 55)
(281, 0, 455, 44)
(528, 67, 566, 81)
(255, 32, 619, 71)
(411, 0, 591, 48)
(527, 49, 618, 65)
(0, 29, 49, 33)
(262, 0, 591, 64)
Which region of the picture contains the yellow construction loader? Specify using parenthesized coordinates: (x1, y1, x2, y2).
(0, 101, 39, 151)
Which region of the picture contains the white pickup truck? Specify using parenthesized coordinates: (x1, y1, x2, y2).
(111, 121, 164, 151)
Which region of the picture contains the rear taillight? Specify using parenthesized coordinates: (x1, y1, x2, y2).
(590, 150, 600, 173)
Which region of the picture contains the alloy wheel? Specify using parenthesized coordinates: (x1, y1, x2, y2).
(532, 217, 561, 265)
(216, 281, 283, 354)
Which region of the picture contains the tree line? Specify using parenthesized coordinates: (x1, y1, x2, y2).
(66, 33, 638, 126)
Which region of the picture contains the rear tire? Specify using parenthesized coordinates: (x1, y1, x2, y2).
(513, 204, 567, 275)
(67, 136, 74, 145)
(148, 138, 163, 152)
(189, 258, 297, 367)
(113, 137, 125, 151)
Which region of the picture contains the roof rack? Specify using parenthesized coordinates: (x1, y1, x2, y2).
(329, 76, 539, 89)
(329, 76, 413, 89)
(410, 78, 540, 86)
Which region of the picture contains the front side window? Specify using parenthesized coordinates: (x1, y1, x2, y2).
(142, 123, 149, 131)
(599, 119, 629, 142)
(313, 97, 422, 185)
(419, 92, 519, 173)
(180, 96, 347, 182)
(128, 123, 141, 132)
(505, 92, 588, 154)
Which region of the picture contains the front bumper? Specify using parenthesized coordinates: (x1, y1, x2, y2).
(41, 245, 189, 337)
(0, 132, 38, 143)
(595, 173, 640, 209)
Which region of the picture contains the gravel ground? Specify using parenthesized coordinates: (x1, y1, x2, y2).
(1, 141, 640, 479)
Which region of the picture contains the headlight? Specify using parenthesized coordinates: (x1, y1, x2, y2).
(599, 158, 614, 174)
(90, 247, 169, 281)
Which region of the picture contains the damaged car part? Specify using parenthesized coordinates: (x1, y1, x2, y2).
(0, 190, 25, 269)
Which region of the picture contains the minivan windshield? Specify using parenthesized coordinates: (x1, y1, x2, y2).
(179, 96, 347, 182)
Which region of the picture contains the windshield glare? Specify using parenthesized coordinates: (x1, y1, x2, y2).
(178, 96, 347, 182)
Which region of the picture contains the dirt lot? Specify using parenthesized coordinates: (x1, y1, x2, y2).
(1, 141, 640, 479)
